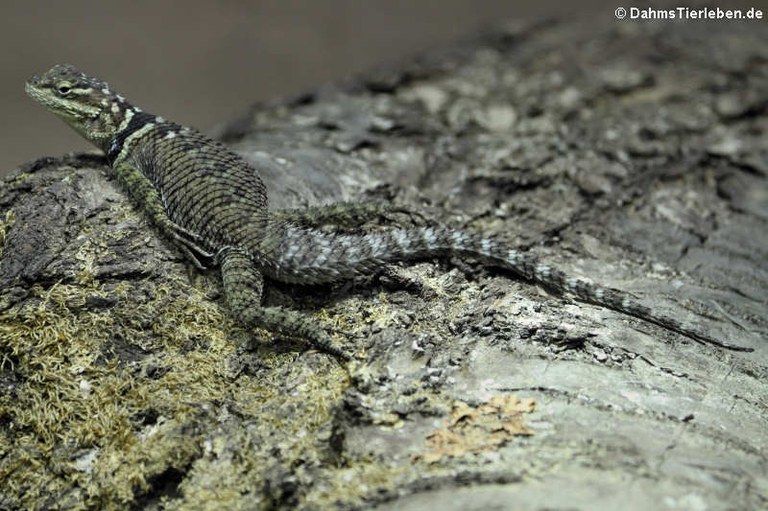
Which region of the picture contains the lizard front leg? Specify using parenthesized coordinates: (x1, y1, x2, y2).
(219, 246, 352, 361)
(112, 161, 214, 268)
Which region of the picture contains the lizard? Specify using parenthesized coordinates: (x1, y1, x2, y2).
(25, 64, 752, 360)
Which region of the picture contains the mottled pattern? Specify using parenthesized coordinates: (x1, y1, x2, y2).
(25, 64, 752, 358)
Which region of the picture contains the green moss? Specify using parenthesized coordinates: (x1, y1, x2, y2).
(0, 270, 224, 507)
(166, 359, 349, 511)
(304, 459, 412, 509)
(0, 247, 358, 510)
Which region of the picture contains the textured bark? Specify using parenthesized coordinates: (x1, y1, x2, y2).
(1, 16, 766, 511)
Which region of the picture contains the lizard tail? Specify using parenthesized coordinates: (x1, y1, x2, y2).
(261, 225, 753, 352)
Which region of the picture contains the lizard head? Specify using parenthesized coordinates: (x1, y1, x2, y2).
(26, 64, 132, 150)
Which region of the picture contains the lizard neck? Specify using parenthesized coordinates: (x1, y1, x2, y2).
(106, 109, 161, 165)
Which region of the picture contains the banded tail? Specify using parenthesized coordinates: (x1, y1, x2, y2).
(259, 223, 752, 352)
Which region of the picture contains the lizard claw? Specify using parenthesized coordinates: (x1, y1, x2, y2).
(170, 228, 215, 260)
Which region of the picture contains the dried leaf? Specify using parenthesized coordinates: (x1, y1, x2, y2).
(413, 394, 536, 464)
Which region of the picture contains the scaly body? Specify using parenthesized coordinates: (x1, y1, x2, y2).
(25, 64, 751, 359)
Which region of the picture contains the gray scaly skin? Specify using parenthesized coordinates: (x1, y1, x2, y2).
(25, 64, 752, 359)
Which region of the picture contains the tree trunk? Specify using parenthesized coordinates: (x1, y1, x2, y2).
(1, 15, 766, 511)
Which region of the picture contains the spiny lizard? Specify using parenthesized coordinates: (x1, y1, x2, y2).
(25, 64, 752, 359)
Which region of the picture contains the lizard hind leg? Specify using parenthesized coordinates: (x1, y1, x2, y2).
(270, 201, 428, 232)
(219, 246, 352, 361)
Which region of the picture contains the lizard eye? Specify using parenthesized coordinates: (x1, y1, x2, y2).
(56, 84, 72, 96)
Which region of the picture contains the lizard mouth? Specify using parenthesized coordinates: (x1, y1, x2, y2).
(24, 82, 60, 113)
(24, 81, 45, 103)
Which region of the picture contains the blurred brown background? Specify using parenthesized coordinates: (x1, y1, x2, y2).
(1, 0, 618, 175)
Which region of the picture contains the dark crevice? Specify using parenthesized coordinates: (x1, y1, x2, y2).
(131, 467, 186, 511)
